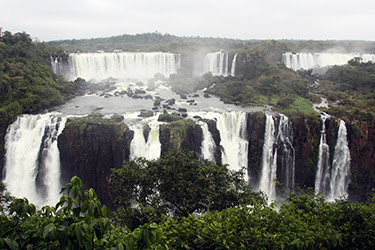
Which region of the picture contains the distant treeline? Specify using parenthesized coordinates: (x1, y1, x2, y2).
(48, 32, 375, 54)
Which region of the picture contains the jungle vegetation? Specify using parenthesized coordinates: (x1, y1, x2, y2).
(1, 152, 375, 249)
(0, 31, 74, 171)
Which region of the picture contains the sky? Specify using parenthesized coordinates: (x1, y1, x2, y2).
(2, 0, 375, 42)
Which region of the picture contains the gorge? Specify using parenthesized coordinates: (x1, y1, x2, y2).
(3, 48, 375, 209)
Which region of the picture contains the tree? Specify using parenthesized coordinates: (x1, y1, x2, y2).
(109, 150, 263, 228)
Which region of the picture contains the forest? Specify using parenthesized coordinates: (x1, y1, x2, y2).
(2, 30, 375, 248)
(48, 32, 375, 54)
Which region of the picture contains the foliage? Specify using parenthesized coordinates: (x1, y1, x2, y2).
(109, 150, 262, 229)
(0, 31, 74, 167)
(0, 176, 162, 249)
(157, 112, 183, 122)
(1, 176, 375, 249)
(154, 193, 375, 249)
(48, 32, 247, 53)
(204, 62, 313, 114)
(48, 32, 375, 54)
(317, 59, 375, 121)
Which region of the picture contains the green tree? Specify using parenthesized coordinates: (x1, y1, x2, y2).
(109, 150, 262, 228)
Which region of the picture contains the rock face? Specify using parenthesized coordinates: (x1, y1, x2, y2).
(347, 121, 375, 201)
(290, 114, 321, 189)
(204, 119, 222, 166)
(246, 113, 266, 186)
(159, 119, 203, 156)
(58, 116, 133, 208)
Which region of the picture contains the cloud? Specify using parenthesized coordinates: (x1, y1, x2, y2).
(1, 0, 375, 41)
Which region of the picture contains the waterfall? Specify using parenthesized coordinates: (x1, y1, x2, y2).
(282, 52, 375, 71)
(50, 56, 59, 75)
(259, 114, 277, 201)
(258, 114, 295, 201)
(314, 114, 331, 196)
(230, 54, 238, 77)
(52, 52, 181, 81)
(128, 115, 161, 161)
(326, 120, 351, 201)
(212, 112, 248, 172)
(277, 115, 295, 191)
(204, 51, 229, 76)
(314, 116, 350, 200)
(3, 114, 67, 208)
(199, 121, 216, 162)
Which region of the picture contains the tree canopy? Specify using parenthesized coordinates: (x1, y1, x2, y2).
(109, 150, 262, 229)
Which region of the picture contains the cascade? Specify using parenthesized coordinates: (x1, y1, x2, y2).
(50, 56, 60, 75)
(258, 114, 295, 201)
(213, 111, 248, 172)
(230, 54, 238, 77)
(52, 52, 181, 81)
(277, 115, 295, 192)
(314, 114, 331, 196)
(3, 114, 67, 208)
(282, 52, 375, 71)
(326, 120, 351, 201)
(204, 51, 237, 77)
(198, 121, 216, 162)
(259, 114, 277, 201)
(51, 56, 71, 78)
(127, 115, 161, 161)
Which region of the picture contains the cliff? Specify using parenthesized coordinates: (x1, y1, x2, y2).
(159, 118, 203, 155)
(347, 121, 375, 201)
(58, 115, 133, 208)
(55, 112, 375, 207)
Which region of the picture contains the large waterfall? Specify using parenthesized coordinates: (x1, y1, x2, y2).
(259, 114, 278, 201)
(199, 121, 216, 162)
(213, 112, 248, 172)
(315, 114, 331, 196)
(203, 52, 237, 77)
(127, 114, 161, 161)
(230, 54, 238, 77)
(314, 117, 351, 201)
(258, 114, 295, 202)
(51, 52, 181, 81)
(2, 110, 352, 207)
(328, 120, 351, 200)
(3, 114, 67, 208)
(282, 52, 375, 71)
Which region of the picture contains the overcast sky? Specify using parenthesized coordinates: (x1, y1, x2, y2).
(2, 0, 375, 42)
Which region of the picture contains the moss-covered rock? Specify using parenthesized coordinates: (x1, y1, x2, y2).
(159, 118, 203, 156)
(58, 114, 133, 209)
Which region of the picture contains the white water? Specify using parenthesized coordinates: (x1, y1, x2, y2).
(283, 52, 375, 71)
(326, 120, 351, 201)
(258, 114, 295, 201)
(259, 114, 278, 201)
(3, 114, 67, 208)
(230, 54, 238, 77)
(199, 121, 216, 162)
(216, 112, 248, 172)
(204, 51, 237, 77)
(196, 111, 248, 172)
(277, 115, 295, 191)
(52, 52, 181, 81)
(315, 114, 331, 196)
(126, 114, 161, 161)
